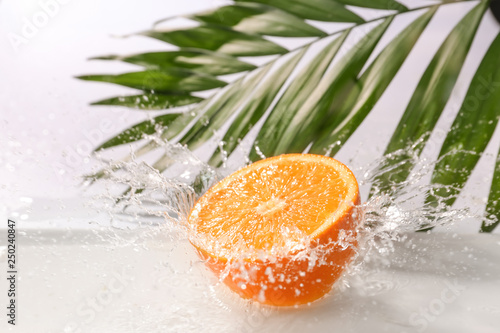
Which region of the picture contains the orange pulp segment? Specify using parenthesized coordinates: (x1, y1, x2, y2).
(188, 154, 361, 306)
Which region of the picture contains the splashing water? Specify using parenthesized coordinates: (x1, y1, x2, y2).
(83, 135, 493, 309)
(87, 141, 221, 227)
(9, 132, 496, 332)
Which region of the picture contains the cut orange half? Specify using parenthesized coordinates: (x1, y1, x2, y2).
(187, 154, 361, 306)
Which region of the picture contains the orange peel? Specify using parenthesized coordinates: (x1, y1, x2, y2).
(188, 154, 361, 306)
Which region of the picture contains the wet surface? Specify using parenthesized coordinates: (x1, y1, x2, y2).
(1, 228, 498, 333)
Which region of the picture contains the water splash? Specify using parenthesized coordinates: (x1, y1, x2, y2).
(84, 135, 494, 306)
(87, 141, 221, 227)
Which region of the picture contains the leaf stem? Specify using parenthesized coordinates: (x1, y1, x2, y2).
(256, 0, 479, 70)
(168, 0, 467, 121)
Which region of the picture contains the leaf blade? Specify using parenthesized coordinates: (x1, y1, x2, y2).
(272, 18, 393, 156)
(310, 7, 437, 156)
(374, 2, 488, 194)
(191, 3, 327, 37)
(77, 69, 227, 93)
(91, 93, 203, 110)
(482, 149, 500, 232)
(208, 48, 307, 167)
(96, 113, 183, 150)
(336, 0, 408, 11)
(142, 25, 288, 57)
(235, 0, 364, 22)
(249, 30, 349, 161)
(92, 50, 257, 76)
(428, 32, 500, 208)
(178, 65, 273, 150)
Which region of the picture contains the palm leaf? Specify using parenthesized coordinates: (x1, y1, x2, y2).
(246, 30, 349, 162)
(335, 0, 408, 11)
(91, 93, 203, 110)
(372, 1, 488, 196)
(77, 69, 227, 93)
(483, 149, 500, 232)
(427, 32, 500, 209)
(178, 64, 272, 151)
(141, 25, 288, 56)
(92, 50, 257, 76)
(96, 112, 183, 150)
(234, 0, 364, 22)
(79, 0, 500, 232)
(190, 3, 327, 37)
(208, 47, 307, 166)
(262, 18, 393, 157)
(309, 7, 437, 156)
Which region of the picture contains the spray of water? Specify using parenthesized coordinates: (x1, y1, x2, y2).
(84, 134, 493, 306)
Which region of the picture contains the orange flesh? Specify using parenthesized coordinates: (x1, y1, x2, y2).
(188, 154, 361, 306)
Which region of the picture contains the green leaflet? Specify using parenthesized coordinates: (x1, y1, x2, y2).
(482, 149, 500, 232)
(428, 32, 500, 209)
(310, 7, 437, 156)
(153, 99, 210, 143)
(234, 0, 363, 22)
(92, 50, 256, 76)
(272, 18, 392, 156)
(91, 93, 203, 110)
(191, 3, 327, 37)
(141, 69, 267, 153)
(336, 0, 408, 11)
(141, 25, 288, 57)
(91, 96, 209, 177)
(92, 98, 210, 163)
(208, 48, 307, 167)
(249, 31, 349, 161)
(77, 69, 226, 93)
(178, 64, 273, 151)
(150, 154, 175, 173)
(96, 113, 183, 150)
(374, 1, 488, 195)
(79, 0, 500, 234)
(105, 74, 266, 153)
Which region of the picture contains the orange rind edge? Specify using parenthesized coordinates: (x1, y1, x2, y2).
(188, 154, 362, 306)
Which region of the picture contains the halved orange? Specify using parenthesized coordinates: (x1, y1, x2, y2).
(187, 154, 361, 306)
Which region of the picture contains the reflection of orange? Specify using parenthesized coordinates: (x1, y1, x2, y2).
(188, 154, 361, 306)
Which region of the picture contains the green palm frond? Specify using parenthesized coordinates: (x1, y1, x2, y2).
(372, 1, 488, 194)
(78, 0, 500, 232)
